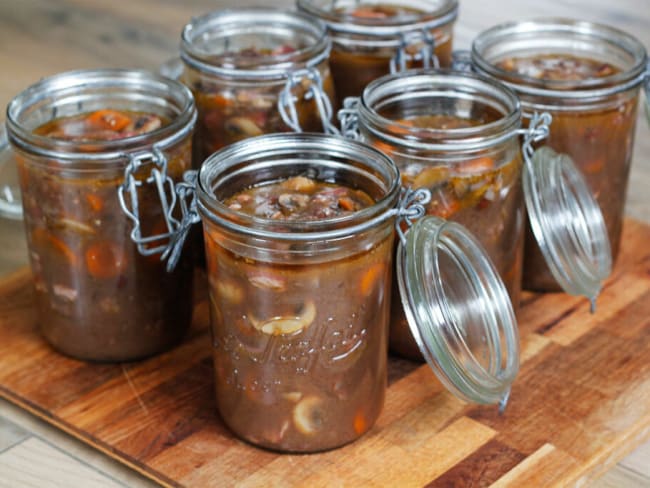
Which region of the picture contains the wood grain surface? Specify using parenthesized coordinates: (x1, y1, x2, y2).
(0, 219, 649, 488)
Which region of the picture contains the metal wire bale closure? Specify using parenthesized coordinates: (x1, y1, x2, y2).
(390, 30, 439, 73)
(518, 111, 552, 172)
(117, 147, 180, 256)
(338, 97, 361, 140)
(278, 67, 339, 135)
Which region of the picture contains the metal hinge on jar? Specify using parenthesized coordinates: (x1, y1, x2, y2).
(278, 67, 339, 135)
(338, 97, 361, 140)
(451, 50, 473, 72)
(390, 30, 439, 73)
(394, 187, 431, 245)
(118, 147, 180, 256)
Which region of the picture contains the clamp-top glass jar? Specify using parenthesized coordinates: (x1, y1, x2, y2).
(5, 69, 196, 361)
(297, 0, 458, 101)
(342, 70, 524, 359)
(166, 133, 520, 451)
(340, 69, 614, 359)
(471, 19, 648, 291)
(179, 8, 337, 165)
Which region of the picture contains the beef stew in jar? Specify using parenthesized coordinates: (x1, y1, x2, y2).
(180, 8, 337, 165)
(347, 71, 525, 360)
(6, 70, 196, 361)
(196, 134, 399, 452)
(472, 19, 648, 291)
(297, 0, 458, 101)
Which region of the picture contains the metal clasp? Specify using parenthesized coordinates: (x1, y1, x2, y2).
(338, 97, 361, 140)
(395, 187, 431, 245)
(162, 170, 201, 272)
(278, 67, 339, 135)
(390, 30, 439, 73)
(118, 147, 180, 256)
(451, 49, 473, 72)
(518, 112, 553, 169)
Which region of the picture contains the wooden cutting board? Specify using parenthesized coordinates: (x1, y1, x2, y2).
(1, 219, 649, 488)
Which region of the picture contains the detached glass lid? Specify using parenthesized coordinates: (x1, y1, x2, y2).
(397, 215, 519, 408)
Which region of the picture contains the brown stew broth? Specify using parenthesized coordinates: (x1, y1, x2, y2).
(224, 176, 375, 220)
(496, 54, 620, 82)
(20, 110, 193, 361)
(185, 47, 336, 165)
(370, 113, 524, 360)
(497, 53, 636, 288)
(328, 4, 453, 101)
(206, 177, 391, 451)
(34, 110, 166, 142)
(522, 98, 638, 289)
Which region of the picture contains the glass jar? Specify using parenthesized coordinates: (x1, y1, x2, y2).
(179, 8, 337, 166)
(167, 133, 519, 451)
(297, 0, 458, 102)
(197, 134, 397, 451)
(5, 69, 197, 362)
(470, 18, 648, 291)
(343, 70, 524, 360)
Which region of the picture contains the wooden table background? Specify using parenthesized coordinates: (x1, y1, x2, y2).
(0, 0, 648, 486)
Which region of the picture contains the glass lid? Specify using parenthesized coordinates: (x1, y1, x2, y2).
(523, 146, 612, 306)
(397, 215, 519, 408)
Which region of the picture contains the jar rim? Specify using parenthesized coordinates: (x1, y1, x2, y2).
(297, 0, 458, 38)
(471, 18, 648, 99)
(5, 69, 196, 165)
(357, 69, 522, 152)
(197, 133, 401, 241)
(181, 8, 331, 81)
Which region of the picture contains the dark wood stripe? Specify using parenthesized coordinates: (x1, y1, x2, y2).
(535, 300, 582, 335)
(425, 439, 526, 488)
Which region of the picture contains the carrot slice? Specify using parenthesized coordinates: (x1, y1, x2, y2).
(86, 110, 131, 131)
(433, 198, 461, 219)
(372, 140, 394, 156)
(360, 263, 385, 296)
(32, 228, 77, 267)
(85, 241, 127, 279)
(338, 196, 356, 211)
(85, 193, 104, 213)
(353, 410, 368, 435)
(584, 158, 605, 174)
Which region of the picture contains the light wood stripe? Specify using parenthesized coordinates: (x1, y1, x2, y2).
(544, 271, 650, 346)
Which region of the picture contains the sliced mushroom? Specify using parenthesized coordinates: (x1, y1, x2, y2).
(282, 176, 316, 192)
(55, 217, 95, 235)
(248, 272, 287, 292)
(282, 391, 303, 403)
(412, 166, 449, 189)
(216, 280, 244, 304)
(249, 300, 316, 335)
(52, 284, 78, 302)
(278, 193, 309, 211)
(131, 114, 162, 134)
(224, 116, 263, 137)
(293, 395, 326, 435)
